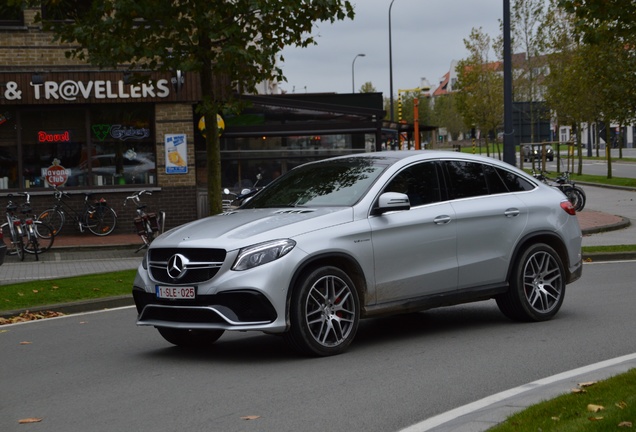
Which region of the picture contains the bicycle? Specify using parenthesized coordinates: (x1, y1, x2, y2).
(533, 170, 586, 211)
(2, 196, 25, 261)
(38, 186, 117, 237)
(123, 190, 165, 252)
(2, 193, 54, 261)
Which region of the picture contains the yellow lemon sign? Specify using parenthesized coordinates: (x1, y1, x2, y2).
(198, 114, 225, 137)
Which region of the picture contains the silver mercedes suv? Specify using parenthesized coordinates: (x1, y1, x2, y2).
(132, 151, 582, 356)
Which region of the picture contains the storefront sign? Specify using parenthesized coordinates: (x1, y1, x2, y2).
(38, 130, 71, 143)
(165, 134, 188, 174)
(44, 159, 70, 187)
(1, 71, 200, 105)
(4, 79, 170, 102)
(92, 124, 150, 141)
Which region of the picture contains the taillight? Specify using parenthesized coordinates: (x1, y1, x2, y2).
(560, 200, 576, 215)
(13, 220, 21, 227)
(25, 218, 34, 225)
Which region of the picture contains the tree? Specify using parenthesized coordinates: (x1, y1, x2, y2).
(510, 0, 548, 145)
(558, 0, 636, 45)
(455, 27, 504, 157)
(359, 82, 376, 93)
(431, 93, 465, 144)
(32, 0, 354, 215)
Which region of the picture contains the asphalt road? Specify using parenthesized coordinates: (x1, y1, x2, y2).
(2, 260, 635, 432)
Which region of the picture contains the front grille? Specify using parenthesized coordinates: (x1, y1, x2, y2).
(133, 288, 278, 323)
(148, 247, 227, 284)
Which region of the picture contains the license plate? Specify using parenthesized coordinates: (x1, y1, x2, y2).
(156, 285, 196, 300)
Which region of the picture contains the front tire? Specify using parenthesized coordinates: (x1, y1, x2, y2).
(157, 327, 224, 348)
(38, 209, 64, 236)
(497, 243, 566, 322)
(285, 266, 360, 356)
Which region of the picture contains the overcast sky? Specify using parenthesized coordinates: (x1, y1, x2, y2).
(278, 0, 504, 97)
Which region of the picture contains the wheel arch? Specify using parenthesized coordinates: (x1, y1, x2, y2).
(508, 231, 570, 281)
(286, 252, 368, 321)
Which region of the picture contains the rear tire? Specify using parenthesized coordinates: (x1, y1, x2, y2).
(86, 205, 117, 236)
(24, 221, 54, 255)
(157, 327, 224, 348)
(285, 266, 360, 356)
(497, 243, 565, 322)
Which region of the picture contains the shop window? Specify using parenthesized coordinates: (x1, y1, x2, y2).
(0, 0, 23, 26)
(41, 0, 91, 21)
(11, 105, 155, 190)
(89, 104, 156, 186)
(0, 109, 18, 189)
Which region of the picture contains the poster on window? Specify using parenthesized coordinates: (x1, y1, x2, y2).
(165, 134, 188, 174)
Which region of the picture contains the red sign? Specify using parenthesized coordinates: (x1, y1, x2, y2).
(38, 130, 70, 143)
(45, 163, 69, 187)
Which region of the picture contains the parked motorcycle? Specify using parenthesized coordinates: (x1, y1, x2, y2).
(222, 173, 262, 211)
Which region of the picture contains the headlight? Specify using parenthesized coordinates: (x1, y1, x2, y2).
(232, 239, 296, 271)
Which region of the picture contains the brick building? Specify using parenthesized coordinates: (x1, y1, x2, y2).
(1, 5, 385, 232)
(0, 6, 203, 231)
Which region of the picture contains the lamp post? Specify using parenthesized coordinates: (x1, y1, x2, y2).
(389, 0, 397, 122)
(351, 53, 366, 93)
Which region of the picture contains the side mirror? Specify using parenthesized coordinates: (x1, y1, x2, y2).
(374, 192, 410, 215)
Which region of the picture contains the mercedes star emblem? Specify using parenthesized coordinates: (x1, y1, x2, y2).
(167, 254, 188, 279)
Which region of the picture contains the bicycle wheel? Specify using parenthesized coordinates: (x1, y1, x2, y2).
(1, 222, 17, 256)
(24, 221, 55, 255)
(38, 208, 65, 236)
(562, 187, 582, 211)
(574, 186, 586, 211)
(2, 221, 24, 260)
(85, 205, 117, 236)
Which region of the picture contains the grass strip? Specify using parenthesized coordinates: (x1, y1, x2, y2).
(582, 244, 636, 254)
(488, 368, 636, 431)
(0, 270, 136, 313)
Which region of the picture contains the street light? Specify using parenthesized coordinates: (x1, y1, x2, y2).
(389, 0, 397, 122)
(351, 53, 366, 93)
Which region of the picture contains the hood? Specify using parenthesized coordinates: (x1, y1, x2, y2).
(152, 207, 354, 250)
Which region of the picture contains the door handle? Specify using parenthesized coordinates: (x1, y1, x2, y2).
(504, 208, 520, 217)
(434, 215, 452, 225)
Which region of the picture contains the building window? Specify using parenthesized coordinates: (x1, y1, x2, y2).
(6, 104, 155, 190)
(41, 0, 91, 21)
(0, 0, 23, 26)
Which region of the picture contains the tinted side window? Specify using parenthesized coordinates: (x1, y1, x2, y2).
(444, 161, 488, 199)
(383, 162, 441, 206)
(495, 167, 535, 192)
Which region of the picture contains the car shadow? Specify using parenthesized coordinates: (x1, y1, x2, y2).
(137, 302, 515, 362)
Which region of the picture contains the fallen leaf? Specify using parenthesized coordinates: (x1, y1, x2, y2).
(579, 381, 597, 388)
(32, 290, 39, 293)
(0, 329, 8, 333)
(0, 311, 66, 326)
(616, 401, 628, 410)
(18, 418, 42, 424)
(588, 404, 605, 413)
(240, 415, 260, 421)
(551, 416, 560, 421)
(571, 388, 587, 394)
(19, 341, 32, 345)
(588, 416, 604, 421)
(618, 421, 633, 427)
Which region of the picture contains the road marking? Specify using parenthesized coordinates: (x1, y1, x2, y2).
(399, 353, 636, 432)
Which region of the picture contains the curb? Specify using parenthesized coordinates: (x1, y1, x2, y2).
(0, 295, 134, 320)
(581, 215, 631, 235)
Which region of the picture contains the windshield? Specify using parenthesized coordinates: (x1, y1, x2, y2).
(242, 157, 389, 208)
